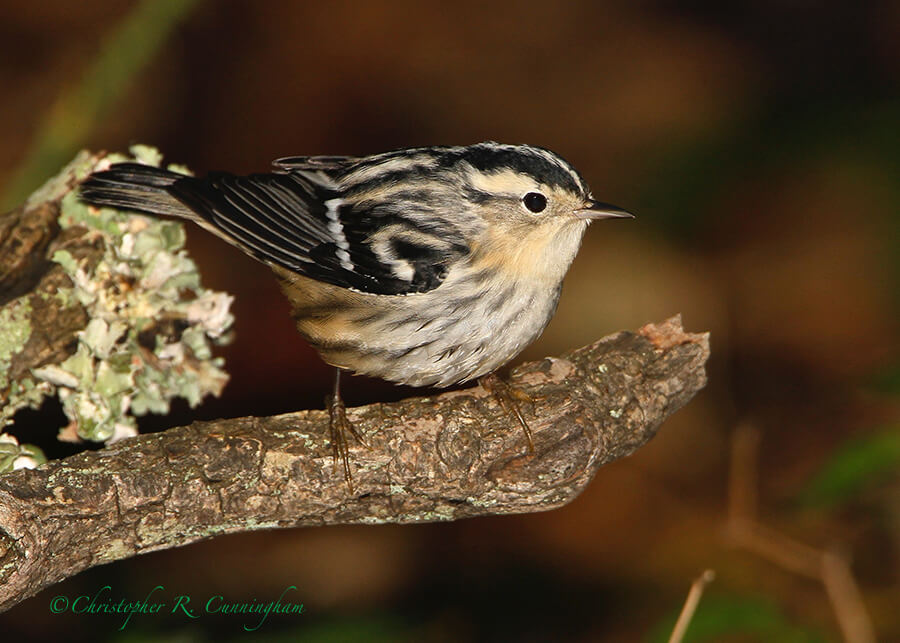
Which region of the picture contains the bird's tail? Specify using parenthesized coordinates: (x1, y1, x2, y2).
(79, 163, 195, 220)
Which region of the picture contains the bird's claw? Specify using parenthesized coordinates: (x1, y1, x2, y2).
(479, 373, 536, 453)
(326, 392, 365, 491)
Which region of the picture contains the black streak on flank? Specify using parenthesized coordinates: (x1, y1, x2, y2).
(321, 337, 438, 359)
(488, 285, 515, 315)
(436, 346, 458, 361)
(447, 292, 483, 316)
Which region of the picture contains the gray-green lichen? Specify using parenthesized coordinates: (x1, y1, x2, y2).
(0, 433, 46, 471)
(0, 298, 32, 389)
(0, 146, 234, 469)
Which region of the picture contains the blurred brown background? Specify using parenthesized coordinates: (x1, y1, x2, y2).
(1, 1, 898, 641)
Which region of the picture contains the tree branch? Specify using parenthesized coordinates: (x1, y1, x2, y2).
(0, 151, 710, 611)
(0, 315, 708, 611)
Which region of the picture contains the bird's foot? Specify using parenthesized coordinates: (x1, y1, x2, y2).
(326, 390, 366, 491)
(479, 372, 535, 453)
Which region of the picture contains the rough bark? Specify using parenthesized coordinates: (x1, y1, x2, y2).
(0, 190, 102, 404)
(0, 315, 708, 611)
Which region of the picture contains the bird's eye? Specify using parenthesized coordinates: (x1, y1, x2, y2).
(522, 192, 547, 213)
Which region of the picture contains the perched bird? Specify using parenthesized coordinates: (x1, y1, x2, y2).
(80, 142, 632, 482)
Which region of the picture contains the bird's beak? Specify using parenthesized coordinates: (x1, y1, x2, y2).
(575, 199, 635, 220)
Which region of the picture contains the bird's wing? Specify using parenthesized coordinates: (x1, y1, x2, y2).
(167, 170, 465, 295)
(271, 155, 357, 172)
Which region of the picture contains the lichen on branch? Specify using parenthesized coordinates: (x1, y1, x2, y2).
(0, 148, 234, 468)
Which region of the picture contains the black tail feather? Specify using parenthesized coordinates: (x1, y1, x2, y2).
(80, 163, 193, 219)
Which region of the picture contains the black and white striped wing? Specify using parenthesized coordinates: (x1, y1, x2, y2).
(272, 155, 357, 172)
(168, 171, 460, 295)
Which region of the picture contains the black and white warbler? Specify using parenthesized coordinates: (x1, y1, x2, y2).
(80, 142, 632, 481)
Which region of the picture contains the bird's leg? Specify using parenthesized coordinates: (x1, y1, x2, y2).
(325, 368, 366, 489)
(478, 372, 535, 453)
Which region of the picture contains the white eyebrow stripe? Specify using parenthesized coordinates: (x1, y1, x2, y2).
(464, 166, 540, 196)
(325, 198, 354, 271)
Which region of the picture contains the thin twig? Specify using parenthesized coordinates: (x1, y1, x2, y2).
(728, 421, 759, 525)
(725, 423, 876, 643)
(728, 520, 823, 580)
(822, 550, 876, 643)
(668, 569, 716, 643)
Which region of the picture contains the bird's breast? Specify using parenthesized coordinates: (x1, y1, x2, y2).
(288, 269, 563, 388)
